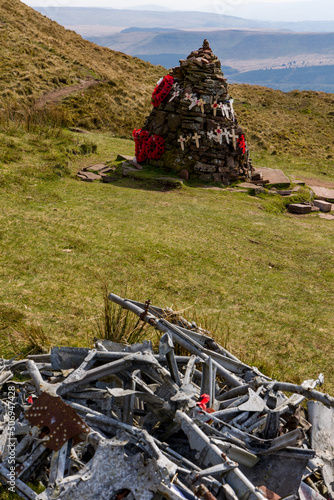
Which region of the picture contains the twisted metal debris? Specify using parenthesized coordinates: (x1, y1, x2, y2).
(0, 293, 333, 500)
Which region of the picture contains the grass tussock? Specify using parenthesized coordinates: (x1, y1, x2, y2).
(95, 284, 155, 345)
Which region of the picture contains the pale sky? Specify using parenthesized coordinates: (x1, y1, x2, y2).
(22, 0, 333, 22)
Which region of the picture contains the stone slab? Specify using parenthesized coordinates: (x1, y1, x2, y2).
(288, 204, 312, 214)
(239, 182, 258, 189)
(319, 213, 334, 220)
(310, 186, 334, 203)
(77, 171, 101, 181)
(277, 190, 293, 196)
(116, 154, 135, 162)
(239, 182, 265, 194)
(86, 163, 108, 172)
(313, 199, 332, 212)
(255, 167, 290, 187)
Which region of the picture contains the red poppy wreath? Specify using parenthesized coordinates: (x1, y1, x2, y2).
(151, 75, 174, 108)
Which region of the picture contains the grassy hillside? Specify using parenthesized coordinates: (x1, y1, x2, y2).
(0, 0, 162, 135)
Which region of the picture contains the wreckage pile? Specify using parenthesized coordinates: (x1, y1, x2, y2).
(0, 293, 333, 500)
(136, 40, 253, 184)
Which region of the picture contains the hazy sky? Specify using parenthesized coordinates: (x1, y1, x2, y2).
(22, 0, 334, 22)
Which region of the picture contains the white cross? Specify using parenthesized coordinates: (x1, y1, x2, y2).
(188, 96, 198, 110)
(229, 99, 235, 121)
(214, 127, 223, 144)
(229, 128, 238, 149)
(207, 130, 215, 141)
(192, 133, 201, 148)
(178, 135, 186, 151)
(220, 104, 230, 120)
(221, 128, 230, 144)
(169, 89, 180, 101)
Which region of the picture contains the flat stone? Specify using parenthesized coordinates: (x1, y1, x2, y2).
(238, 182, 265, 194)
(116, 154, 135, 162)
(310, 186, 334, 202)
(319, 213, 334, 220)
(277, 190, 293, 196)
(100, 167, 113, 174)
(239, 182, 259, 189)
(78, 171, 102, 181)
(86, 163, 108, 172)
(255, 167, 290, 187)
(311, 206, 320, 212)
(288, 204, 312, 214)
(292, 185, 301, 192)
(313, 199, 332, 212)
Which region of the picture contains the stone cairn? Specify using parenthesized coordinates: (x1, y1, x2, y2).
(136, 39, 253, 184)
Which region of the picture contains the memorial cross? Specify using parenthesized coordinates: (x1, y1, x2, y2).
(229, 128, 237, 149)
(192, 133, 201, 148)
(211, 100, 219, 116)
(178, 135, 187, 151)
(197, 98, 205, 113)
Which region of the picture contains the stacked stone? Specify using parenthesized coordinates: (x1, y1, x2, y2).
(142, 39, 253, 184)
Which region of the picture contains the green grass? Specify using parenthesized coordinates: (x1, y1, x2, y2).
(0, 126, 333, 396)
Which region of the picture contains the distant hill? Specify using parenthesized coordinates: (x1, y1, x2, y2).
(86, 29, 334, 92)
(0, 0, 162, 135)
(35, 6, 334, 33)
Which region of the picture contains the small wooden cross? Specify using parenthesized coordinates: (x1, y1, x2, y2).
(229, 128, 237, 149)
(211, 100, 219, 116)
(184, 93, 192, 101)
(178, 135, 186, 151)
(207, 130, 215, 141)
(197, 98, 205, 113)
(192, 133, 201, 148)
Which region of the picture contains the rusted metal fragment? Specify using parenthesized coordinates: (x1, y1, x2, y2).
(25, 392, 90, 451)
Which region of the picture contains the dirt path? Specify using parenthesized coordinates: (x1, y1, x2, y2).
(34, 79, 102, 109)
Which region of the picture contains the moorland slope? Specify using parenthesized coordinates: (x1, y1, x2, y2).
(0, 0, 162, 134)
